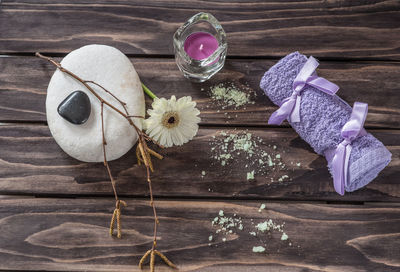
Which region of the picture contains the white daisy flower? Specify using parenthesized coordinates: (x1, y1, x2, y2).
(144, 95, 201, 147)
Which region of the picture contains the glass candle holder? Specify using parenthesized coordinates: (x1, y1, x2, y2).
(173, 12, 227, 82)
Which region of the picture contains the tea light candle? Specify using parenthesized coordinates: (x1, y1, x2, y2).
(173, 12, 227, 82)
(184, 32, 219, 60)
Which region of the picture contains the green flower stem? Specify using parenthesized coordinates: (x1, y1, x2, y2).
(142, 83, 158, 100)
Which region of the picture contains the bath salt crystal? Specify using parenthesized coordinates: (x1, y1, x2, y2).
(278, 175, 289, 182)
(247, 170, 255, 180)
(256, 221, 270, 232)
(258, 203, 266, 212)
(252, 246, 266, 253)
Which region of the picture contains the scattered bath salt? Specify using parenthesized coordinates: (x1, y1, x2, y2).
(258, 203, 266, 212)
(209, 130, 293, 184)
(252, 246, 266, 253)
(296, 162, 301, 167)
(222, 238, 227, 242)
(250, 217, 293, 253)
(247, 170, 255, 180)
(273, 145, 277, 150)
(209, 83, 255, 109)
(201, 171, 206, 176)
(210, 210, 244, 242)
(246, 205, 295, 255)
(209, 235, 213, 241)
(256, 219, 284, 233)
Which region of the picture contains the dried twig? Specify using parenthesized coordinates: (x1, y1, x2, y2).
(139, 250, 152, 269)
(36, 52, 175, 271)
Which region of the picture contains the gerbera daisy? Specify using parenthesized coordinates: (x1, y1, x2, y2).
(144, 95, 200, 147)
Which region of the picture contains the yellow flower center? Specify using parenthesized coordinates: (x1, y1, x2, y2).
(161, 111, 180, 129)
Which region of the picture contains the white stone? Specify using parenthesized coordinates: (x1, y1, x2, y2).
(46, 44, 145, 162)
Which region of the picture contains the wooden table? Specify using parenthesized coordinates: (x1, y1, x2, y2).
(0, 1, 399, 271)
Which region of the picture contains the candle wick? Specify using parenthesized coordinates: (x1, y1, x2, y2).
(199, 44, 204, 50)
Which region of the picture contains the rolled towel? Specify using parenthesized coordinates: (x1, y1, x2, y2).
(260, 52, 392, 194)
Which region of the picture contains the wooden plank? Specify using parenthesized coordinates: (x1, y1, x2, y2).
(0, 197, 399, 271)
(0, 124, 398, 202)
(1, 0, 399, 59)
(0, 56, 399, 128)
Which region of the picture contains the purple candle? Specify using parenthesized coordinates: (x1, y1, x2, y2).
(184, 32, 219, 60)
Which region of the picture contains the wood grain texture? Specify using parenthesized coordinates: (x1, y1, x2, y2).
(0, 197, 399, 271)
(0, 125, 398, 201)
(1, 56, 399, 128)
(1, 0, 400, 59)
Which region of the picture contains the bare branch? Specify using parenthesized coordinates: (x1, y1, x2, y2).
(36, 52, 175, 270)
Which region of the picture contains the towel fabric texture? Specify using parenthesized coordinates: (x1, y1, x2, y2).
(260, 52, 392, 192)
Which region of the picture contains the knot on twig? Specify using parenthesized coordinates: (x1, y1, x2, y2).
(109, 199, 127, 238)
(139, 249, 177, 272)
(136, 141, 163, 173)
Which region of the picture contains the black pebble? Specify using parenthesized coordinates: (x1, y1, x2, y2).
(57, 91, 91, 125)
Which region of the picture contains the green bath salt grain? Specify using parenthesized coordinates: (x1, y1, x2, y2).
(247, 170, 255, 180)
(258, 203, 266, 212)
(252, 246, 266, 253)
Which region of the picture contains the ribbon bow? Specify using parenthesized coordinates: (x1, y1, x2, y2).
(331, 102, 368, 195)
(268, 56, 339, 125)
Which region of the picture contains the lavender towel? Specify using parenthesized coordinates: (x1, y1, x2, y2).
(260, 52, 392, 192)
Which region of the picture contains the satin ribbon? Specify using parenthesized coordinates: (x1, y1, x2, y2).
(268, 56, 339, 125)
(331, 102, 368, 195)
